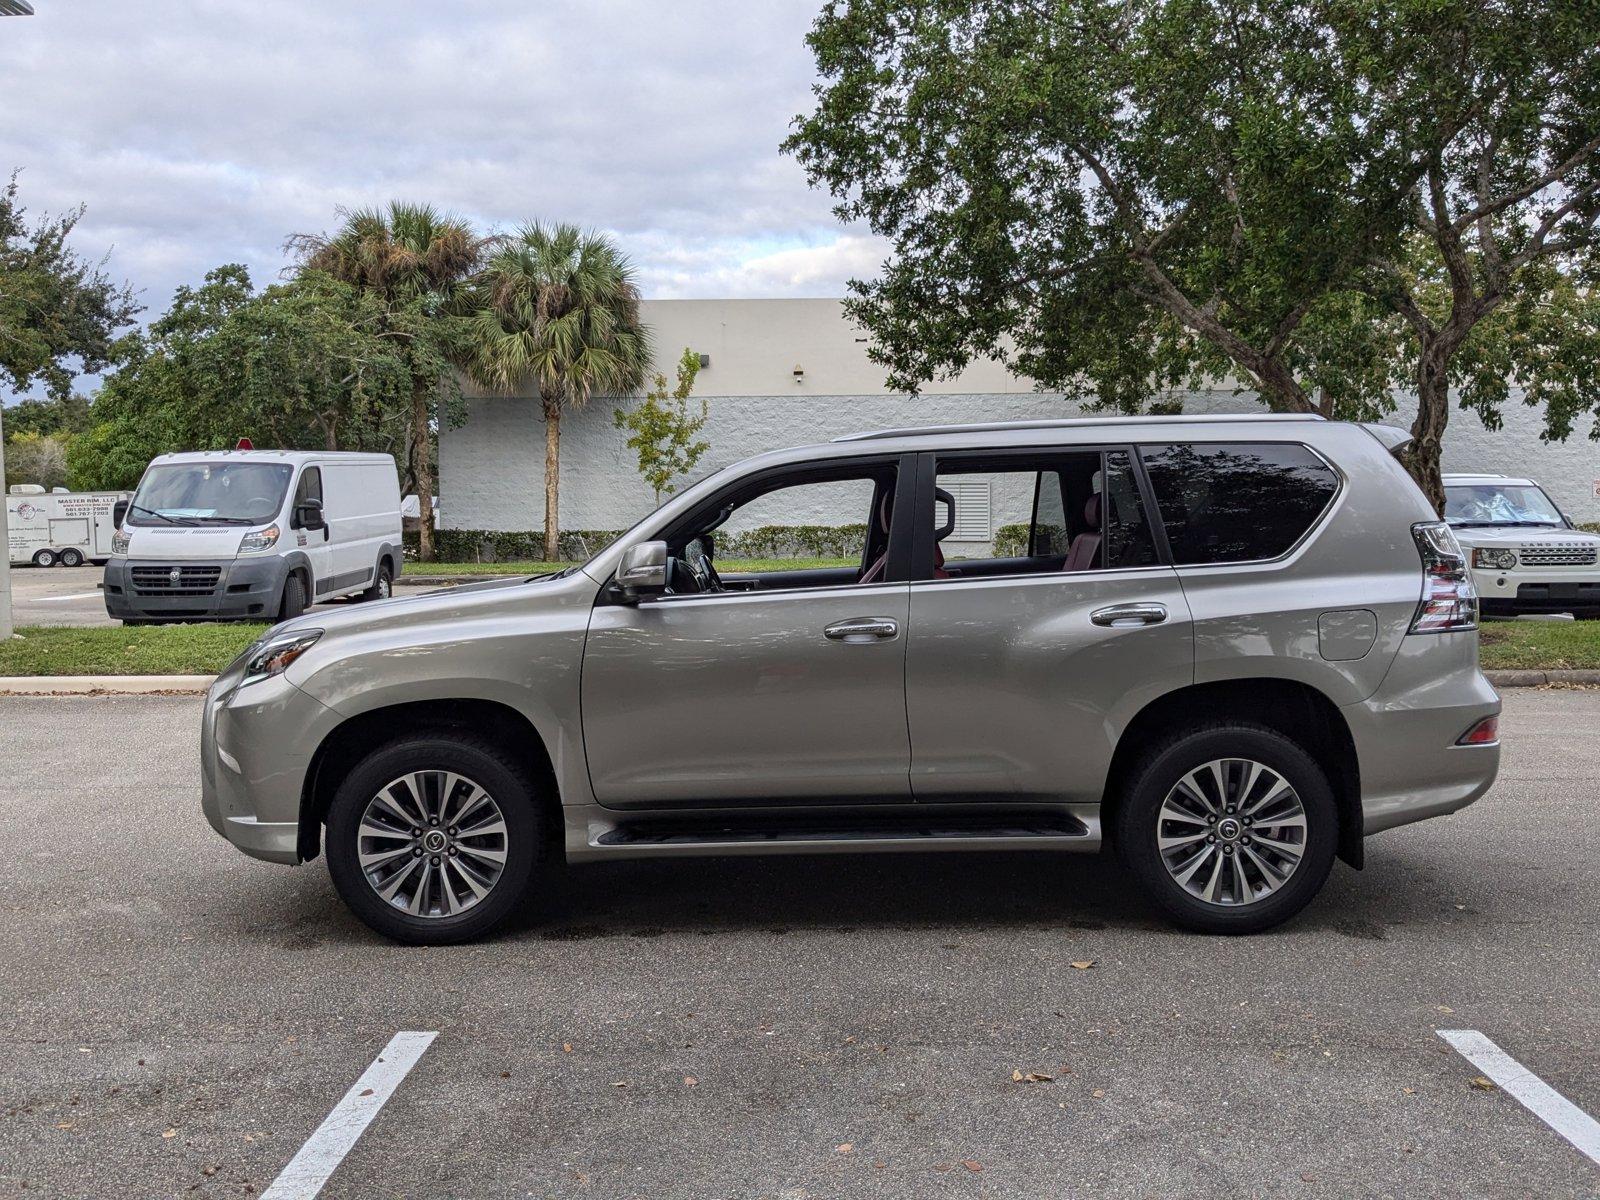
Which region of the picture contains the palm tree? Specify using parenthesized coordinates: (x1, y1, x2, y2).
(467, 223, 652, 561)
(288, 204, 485, 561)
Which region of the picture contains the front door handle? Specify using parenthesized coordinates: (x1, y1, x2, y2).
(1090, 602, 1168, 628)
(824, 617, 900, 643)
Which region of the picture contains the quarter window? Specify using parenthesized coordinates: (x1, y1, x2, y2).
(1139, 443, 1338, 564)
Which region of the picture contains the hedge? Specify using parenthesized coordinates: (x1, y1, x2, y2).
(406, 523, 868, 563)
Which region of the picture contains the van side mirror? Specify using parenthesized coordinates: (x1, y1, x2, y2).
(617, 541, 669, 600)
(113, 500, 129, 527)
(294, 496, 326, 531)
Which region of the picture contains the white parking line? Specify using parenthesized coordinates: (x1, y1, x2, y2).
(260, 1031, 438, 1199)
(1438, 1029, 1600, 1167)
(33, 592, 105, 602)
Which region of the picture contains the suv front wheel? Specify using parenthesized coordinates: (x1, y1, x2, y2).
(1113, 724, 1338, 934)
(325, 735, 545, 944)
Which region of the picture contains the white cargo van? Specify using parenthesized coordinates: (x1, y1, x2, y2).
(7, 487, 129, 567)
(104, 449, 403, 624)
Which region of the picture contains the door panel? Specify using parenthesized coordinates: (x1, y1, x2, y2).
(582, 584, 912, 807)
(905, 569, 1193, 804)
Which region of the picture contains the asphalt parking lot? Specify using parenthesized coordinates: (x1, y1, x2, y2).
(4, 565, 438, 627)
(2, 689, 1598, 1199)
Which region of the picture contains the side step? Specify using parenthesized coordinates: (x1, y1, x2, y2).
(587, 809, 1099, 858)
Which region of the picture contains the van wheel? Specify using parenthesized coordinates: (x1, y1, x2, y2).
(324, 735, 545, 944)
(278, 573, 308, 621)
(362, 562, 393, 601)
(1112, 724, 1338, 935)
(58, 548, 84, 567)
(32, 549, 56, 568)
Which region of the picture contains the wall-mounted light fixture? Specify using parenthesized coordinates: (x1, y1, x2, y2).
(792, 364, 805, 382)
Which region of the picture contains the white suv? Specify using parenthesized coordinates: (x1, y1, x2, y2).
(1443, 473, 1600, 619)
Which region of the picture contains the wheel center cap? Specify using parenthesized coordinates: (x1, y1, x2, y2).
(1217, 817, 1242, 841)
(423, 830, 448, 853)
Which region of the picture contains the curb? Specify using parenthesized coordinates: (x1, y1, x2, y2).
(1485, 669, 1600, 688)
(0, 675, 214, 695)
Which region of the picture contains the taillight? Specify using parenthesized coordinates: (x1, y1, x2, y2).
(1409, 521, 1478, 633)
(1456, 715, 1499, 745)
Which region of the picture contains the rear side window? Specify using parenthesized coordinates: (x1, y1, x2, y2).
(1139, 443, 1338, 564)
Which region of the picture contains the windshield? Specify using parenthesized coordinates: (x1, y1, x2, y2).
(129, 462, 293, 526)
(1444, 484, 1565, 527)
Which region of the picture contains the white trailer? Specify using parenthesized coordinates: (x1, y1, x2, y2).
(6, 488, 129, 567)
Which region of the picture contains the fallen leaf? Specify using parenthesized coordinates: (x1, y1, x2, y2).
(162, 1129, 178, 1139)
(1401, 1087, 1416, 1095)
(1300, 1173, 1317, 1183)
(499, 1071, 510, 1079)
(683, 1076, 698, 1087)
(1437, 1006, 1454, 1014)
(837, 1143, 853, 1154)
(1069, 961, 1096, 970)
(359, 1088, 374, 1097)
(961, 1159, 983, 1173)
(934, 1163, 953, 1173)
(1470, 1076, 1496, 1091)
(874, 1162, 887, 1169)
(1092, 1089, 1106, 1098)
(55, 1122, 73, 1130)
(562, 1043, 573, 1054)
(1013, 1070, 1053, 1083)
(1012, 1070, 1024, 1082)
(611, 1081, 628, 1088)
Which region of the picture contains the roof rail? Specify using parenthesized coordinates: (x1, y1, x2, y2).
(830, 413, 1327, 443)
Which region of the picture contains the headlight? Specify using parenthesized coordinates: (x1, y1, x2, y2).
(239, 524, 281, 554)
(239, 629, 322, 687)
(111, 528, 131, 556)
(1471, 547, 1517, 571)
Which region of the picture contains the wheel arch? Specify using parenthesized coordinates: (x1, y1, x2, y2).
(1104, 678, 1363, 869)
(297, 697, 559, 863)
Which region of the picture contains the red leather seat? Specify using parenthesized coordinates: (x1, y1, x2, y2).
(1063, 494, 1102, 571)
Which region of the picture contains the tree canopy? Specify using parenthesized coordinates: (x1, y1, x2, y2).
(786, 0, 1600, 505)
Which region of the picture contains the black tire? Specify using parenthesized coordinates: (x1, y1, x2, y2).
(32, 549, 56, 568)
(362, 561, 393, 602)
(324, 734, 546, 944)
(278, 572, 308, 621)
(1112, 723, 1338, 935)
(58, 548, 84, 567)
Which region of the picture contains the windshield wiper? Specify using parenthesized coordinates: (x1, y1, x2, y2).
(128, 503, 199, 527)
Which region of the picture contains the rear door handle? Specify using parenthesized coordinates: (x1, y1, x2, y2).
(824, 617, 900, 642)
(1090, 602, 1168, 628)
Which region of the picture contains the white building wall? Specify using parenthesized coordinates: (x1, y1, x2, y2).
(439, 299, 1600, 538)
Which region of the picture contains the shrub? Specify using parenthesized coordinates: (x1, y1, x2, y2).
(994, 523, 1031, 558)
(407, 523, 868, 562)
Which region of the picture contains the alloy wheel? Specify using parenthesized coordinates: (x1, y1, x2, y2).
(356, 770, 509, 918)
(1155, 758, 1307, 907)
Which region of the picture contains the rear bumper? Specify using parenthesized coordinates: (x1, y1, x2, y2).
(106, 556, 288, 621)
(1343, 632, 1501, 835)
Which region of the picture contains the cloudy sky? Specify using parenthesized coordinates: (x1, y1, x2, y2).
(1, 0, 886, 331)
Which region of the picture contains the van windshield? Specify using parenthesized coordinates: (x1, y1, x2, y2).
(129, 462, 293, 526)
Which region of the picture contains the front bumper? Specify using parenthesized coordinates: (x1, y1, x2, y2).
(106, 556, 289, 621)
(1471, 567, 1600, 615)
(201, 666, 341, 865)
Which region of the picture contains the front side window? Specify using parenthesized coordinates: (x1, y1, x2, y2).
(1444, 484, 1565, 528)
(128, 462, 293, 527)
(662, 463, 897, 592)
(294, 467, 323, 510)
(1139, 442, 1338, 565)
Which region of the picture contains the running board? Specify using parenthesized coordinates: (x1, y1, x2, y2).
(573, 807, 1101, 861)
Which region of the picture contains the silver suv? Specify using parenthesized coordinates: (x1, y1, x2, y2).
(201, 415, 1500, 943)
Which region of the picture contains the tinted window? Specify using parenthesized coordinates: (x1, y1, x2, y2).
(1139, 443, 1338, 564)
(1103, 450, 1158, 568)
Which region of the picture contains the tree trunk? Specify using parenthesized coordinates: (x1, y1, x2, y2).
(1403, 345, 1451, 516)
(412, 380, 435, 562)
(542, 393, 562, 562)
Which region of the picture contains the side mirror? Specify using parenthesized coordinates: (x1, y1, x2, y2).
(294, 496, 326, 531)
(617, 540, 669, 600)
(112, 500, 129, 527)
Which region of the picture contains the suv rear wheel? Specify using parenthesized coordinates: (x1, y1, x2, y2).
(1113, 724, 1338, 934)
(325, 734, 544, 944)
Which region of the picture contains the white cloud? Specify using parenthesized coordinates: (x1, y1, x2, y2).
(0, 0, 878, 343)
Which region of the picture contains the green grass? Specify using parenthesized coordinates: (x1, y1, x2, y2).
(1477, 618, 1600, 671)
(0, 623, 267, 676)
(403, 557, 856, 576)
